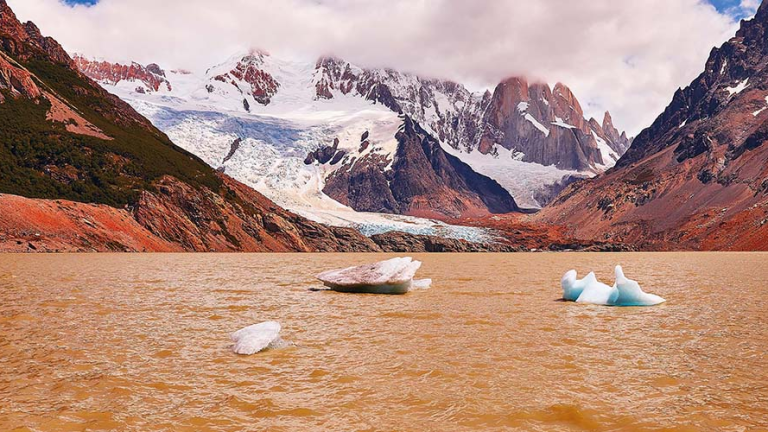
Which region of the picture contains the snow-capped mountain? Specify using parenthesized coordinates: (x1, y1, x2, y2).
(313, 57, 631, 173)
(75, 50, 630, 224)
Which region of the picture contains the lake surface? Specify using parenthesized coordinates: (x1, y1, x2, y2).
(0, 253, 766, 431)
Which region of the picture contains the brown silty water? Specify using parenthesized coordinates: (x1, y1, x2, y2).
(0, 253, 766, 431)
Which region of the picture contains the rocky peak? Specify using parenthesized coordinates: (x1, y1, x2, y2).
(0, 0, 25, 40)
(320, 115, 519, 218)
(553, 82, 584, 119)
(0, 2, 71, 65)
(619, 0, 768, 168)
(314, 56, 361, 99)
(601, 111, 631, 154)
(477, 77, 629, 170)
(209, 50, 280, 106)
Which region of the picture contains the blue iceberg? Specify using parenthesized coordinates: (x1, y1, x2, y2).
(561, 266, 665, 307)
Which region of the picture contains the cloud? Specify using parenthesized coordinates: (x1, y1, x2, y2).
(7, 0, 746, 135)
(724, 0, 760, 18)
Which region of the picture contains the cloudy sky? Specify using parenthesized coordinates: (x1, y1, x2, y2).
(7, 0, 761, 135)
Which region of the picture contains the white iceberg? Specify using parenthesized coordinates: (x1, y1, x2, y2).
(231, 321, 282, 355)
(561, 266, 665, 307)
(316, 257, 430, 294)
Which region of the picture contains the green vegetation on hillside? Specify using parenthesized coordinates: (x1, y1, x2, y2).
(0, 48, 221, 207)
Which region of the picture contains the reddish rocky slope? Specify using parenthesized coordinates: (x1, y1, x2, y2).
(537, 2, 768, 250)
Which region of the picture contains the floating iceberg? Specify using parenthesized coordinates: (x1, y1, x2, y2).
(613, 266, 666, 306)
(561, 266, 665, 307)
(231, 321, 282, 355)
(316, 257, 431, 294)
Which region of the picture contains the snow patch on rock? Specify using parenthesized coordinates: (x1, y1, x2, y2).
(726, 78, 749, 96)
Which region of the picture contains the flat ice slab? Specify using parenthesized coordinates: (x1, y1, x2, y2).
(561, 266, 665, 307)
(316, 257, 429, 294)
(231, 321, 282, 355)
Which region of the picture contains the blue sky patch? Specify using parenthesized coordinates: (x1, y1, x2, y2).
(63, 0, 99, 5)
(708, 0, 758, 19)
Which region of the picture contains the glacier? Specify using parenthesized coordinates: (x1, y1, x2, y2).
(316, 257, 431, 294)
(231, 321, 283, 355)
(115, 66, 496, 243)
(84, 50, 603, 218)
(561, 266, 665, 307)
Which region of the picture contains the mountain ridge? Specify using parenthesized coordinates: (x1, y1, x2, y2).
(537, 1, 768, 250)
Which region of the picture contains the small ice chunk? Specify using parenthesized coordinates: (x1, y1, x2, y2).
(412, 279, 432, 289)
(316, 257, 424, 294)
(613, 266, 666, 306)
(231, 321, 282, 355)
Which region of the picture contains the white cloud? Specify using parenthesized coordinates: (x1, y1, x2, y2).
(7, 0, 746, 135)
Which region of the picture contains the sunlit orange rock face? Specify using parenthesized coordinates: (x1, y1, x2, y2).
(0, 54, 41, 101)
(477, 78, 630, 171)
(536, 2, 768, 251)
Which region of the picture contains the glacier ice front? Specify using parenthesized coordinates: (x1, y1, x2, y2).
(316, 257, 431, 294)
(231, 321, 282, 355)
(561, 266, 665, 307)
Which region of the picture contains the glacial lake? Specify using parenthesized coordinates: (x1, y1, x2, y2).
(0, 253, 766, 431)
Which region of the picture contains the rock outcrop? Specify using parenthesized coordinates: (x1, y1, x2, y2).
(73, 55, 172, 93)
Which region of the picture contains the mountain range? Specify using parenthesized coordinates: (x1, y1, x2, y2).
(3, 0, 768, 251)
(72, 50, 631, 224)
(1, 0, 527, 252)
